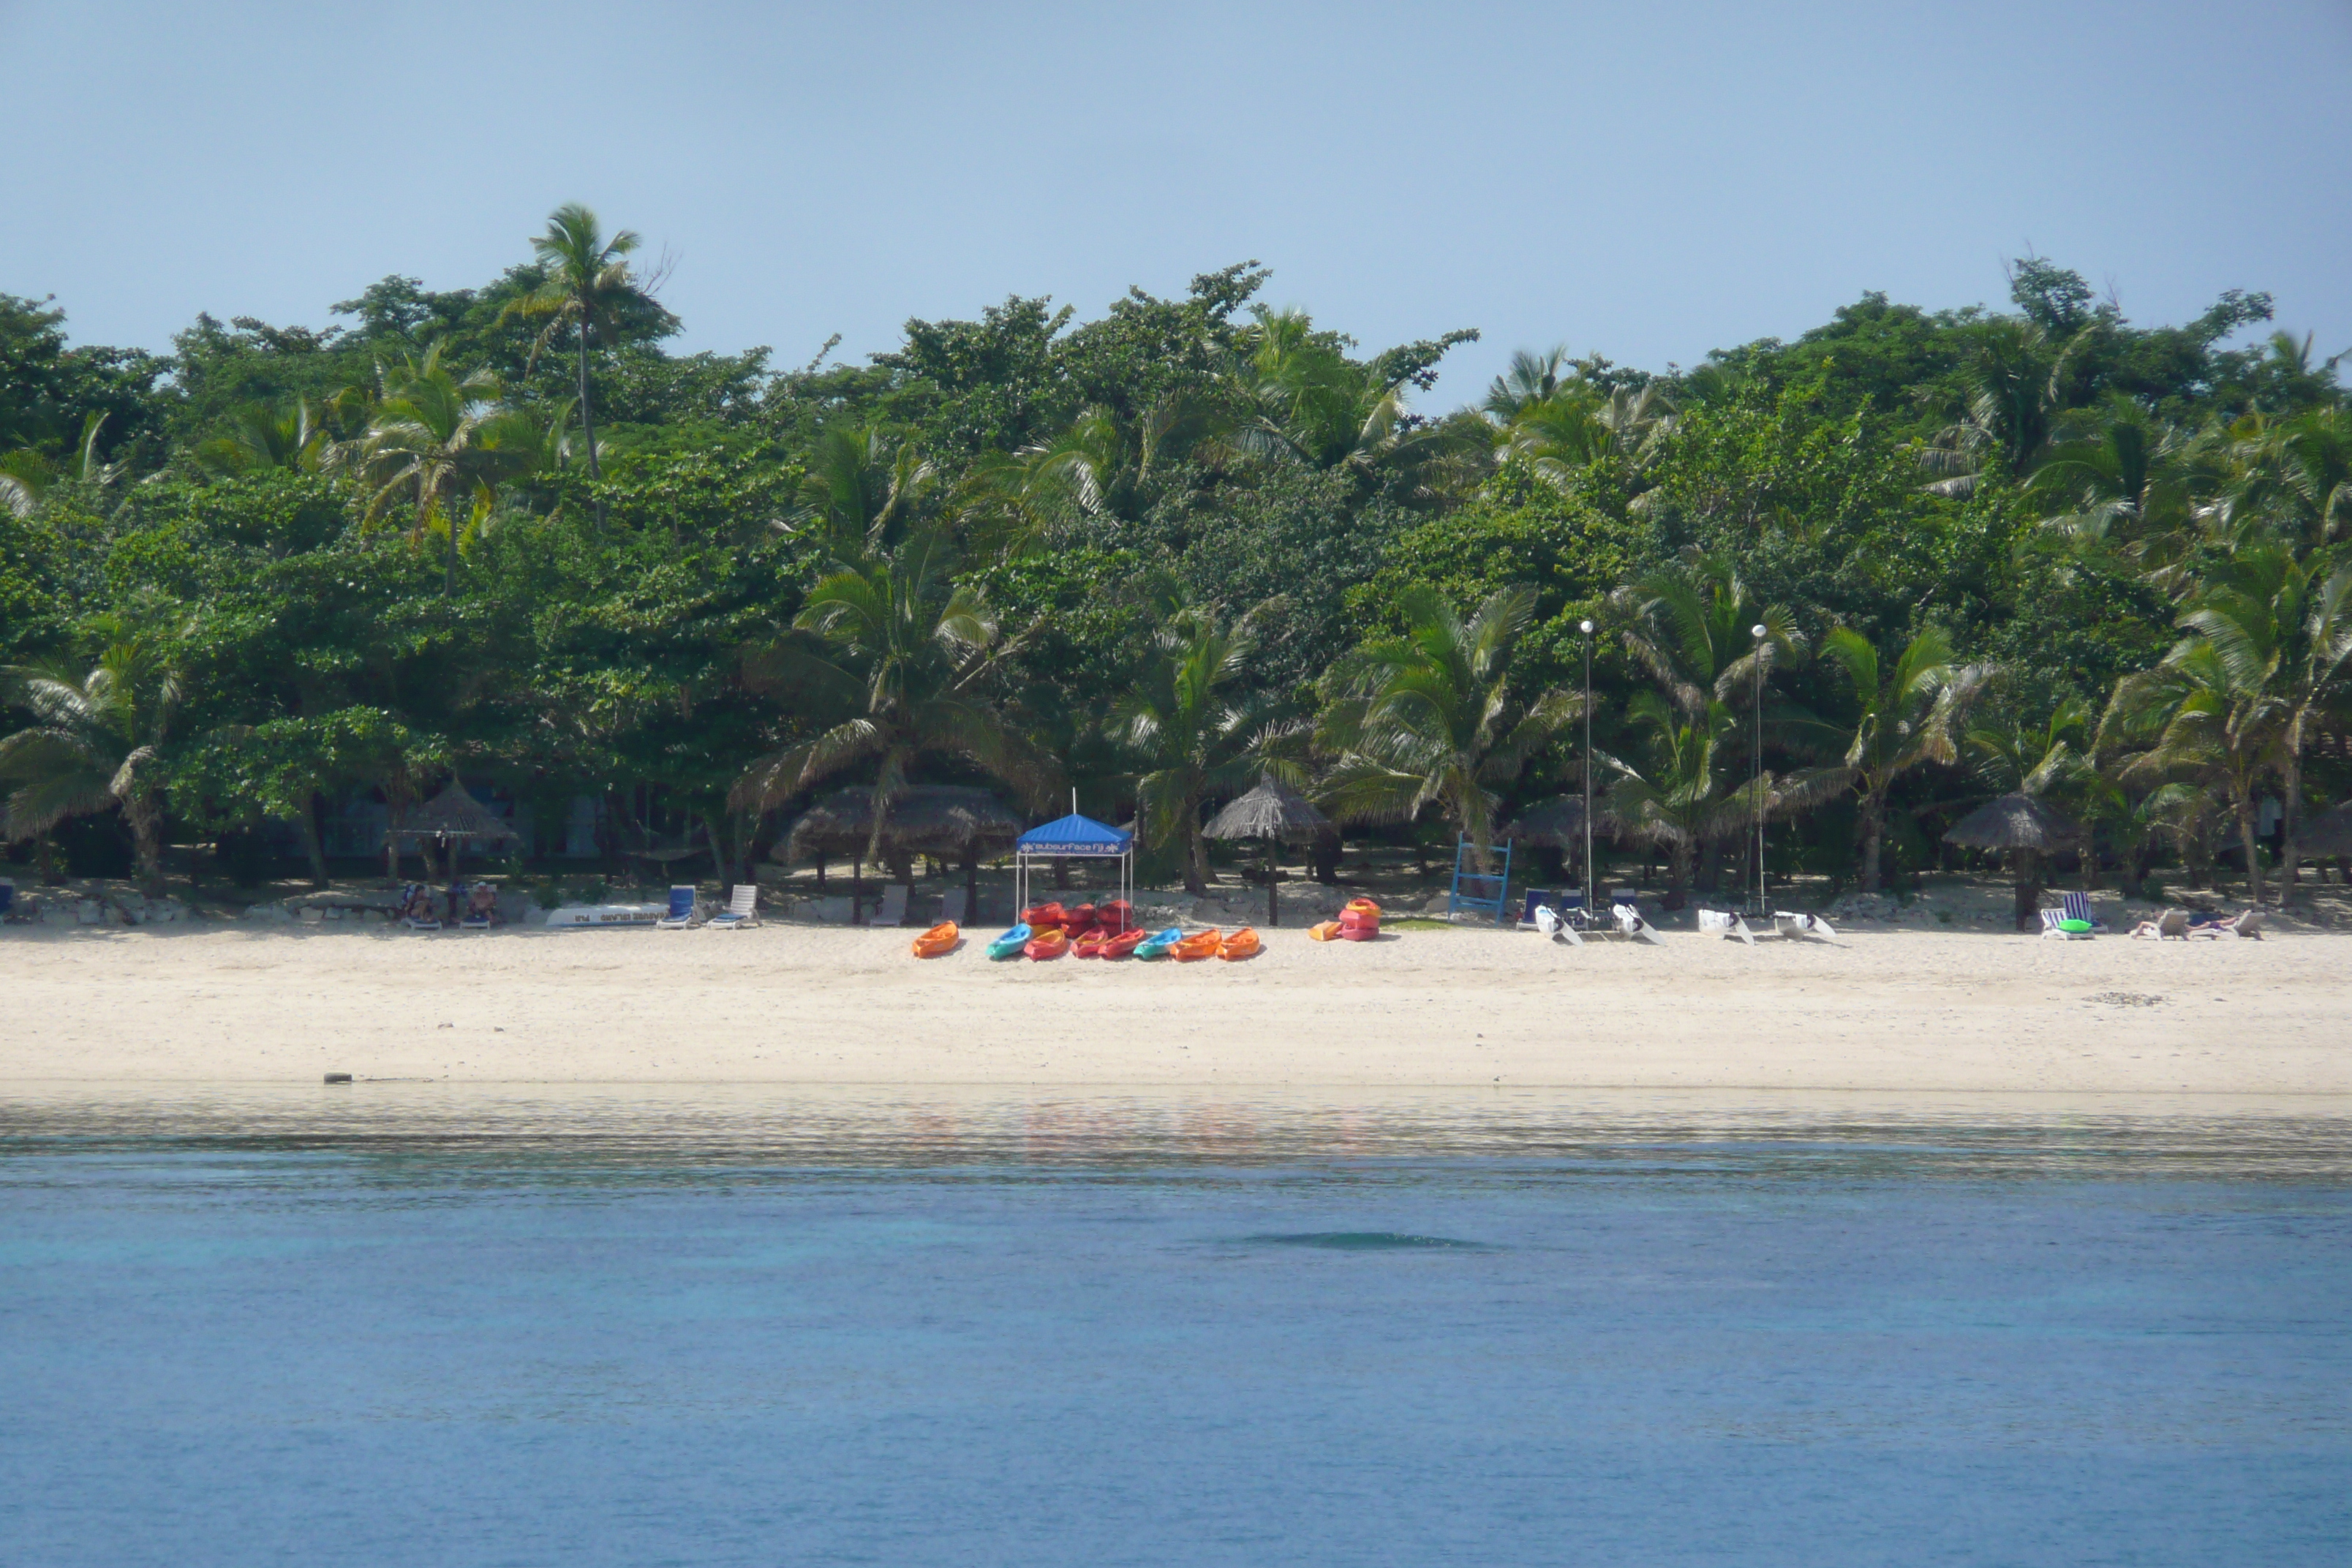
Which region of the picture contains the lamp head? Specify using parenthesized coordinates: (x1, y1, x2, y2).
(1579, 619, 1595, 635)
(1751, 624, 1768, 640)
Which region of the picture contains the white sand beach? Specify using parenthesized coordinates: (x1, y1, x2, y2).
(5, 920, 2347, 1097)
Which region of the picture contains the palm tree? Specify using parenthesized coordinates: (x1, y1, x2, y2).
(2111, 544, 2352, 902)
(345, 344, 542, 593)
(791, 423, 941, 559)
(730, 529, 1049, 854)
(1605, 693, 1758, 906)
(1496, 384, 1676, 491)
(1109, 603, 1300, 894)
(2024, 397, 2214, 569)
(505, 203, 664, 516)
(1317, 585, 1580, 869)
(1921, 318, 2087, 497)
(0, 633, 181, 895)
(1816, 625, 1992, 892)
(193, 397, 331, 475)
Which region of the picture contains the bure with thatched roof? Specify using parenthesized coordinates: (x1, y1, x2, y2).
(1945, 792, 2082, 930)
(775, 785, 1024, 922)
(1204, 775, 1335, 927)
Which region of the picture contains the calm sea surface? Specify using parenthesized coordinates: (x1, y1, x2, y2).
(1, 1088, 2347, 1567)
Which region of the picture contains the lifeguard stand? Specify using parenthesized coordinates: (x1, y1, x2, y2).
(1446, 837, 1513, 924)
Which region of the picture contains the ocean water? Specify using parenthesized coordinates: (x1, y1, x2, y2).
(1, 1088, 2347, 1567)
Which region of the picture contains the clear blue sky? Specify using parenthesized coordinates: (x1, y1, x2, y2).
(4, 0, 2347, 409)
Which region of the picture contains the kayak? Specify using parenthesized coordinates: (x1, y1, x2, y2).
(1024, 927, 1070, 960)
(1308, 920, 1342, 942)
(986, 922, 1032, 960)
(911, 921, 960, 958)
(1066, 903, 1098, 933)
(1343, 897, 1383, 920)
(1101, 927, 1148, 959)
(1074, 928, 1115, 958)
(1133, 925, 1185, 960)
(1218, 927, 1261, 960)
(1097, 900, 1136, 932)
(1020, 902, 1067, 930)
(1171, 930, 1221, 961)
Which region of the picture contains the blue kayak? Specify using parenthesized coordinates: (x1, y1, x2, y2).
(985, 922, 1032, 961)
(1131, 925, 1184, 960)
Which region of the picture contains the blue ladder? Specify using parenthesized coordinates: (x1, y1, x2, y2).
(1447, 837, 1513, 923)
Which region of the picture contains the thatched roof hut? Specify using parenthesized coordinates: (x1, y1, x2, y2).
(1501, 795, 1616, 845)
(1943, 793, 2082, 852)
(2296, 799, 2352, 857)
(777, 785, 1023, 864)
(1203, 776, 1335, 845)
(395, 783, 520, 843)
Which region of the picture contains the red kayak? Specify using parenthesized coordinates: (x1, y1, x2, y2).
(1021, 902, 1068, 930)
(1100, 927, 1148, 959)
(1097, 900, 1137, 933)
(1074, 929, 1115, 959)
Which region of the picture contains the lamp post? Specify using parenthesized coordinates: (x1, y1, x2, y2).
(1580, 617, 1596, 914)
(1751, 623, 1768, 915)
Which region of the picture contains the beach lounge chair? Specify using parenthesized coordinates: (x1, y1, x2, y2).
(399, 883, 441, 932)
(1533, 903, 1584, 946)
(875, 883, 910, 927)
(708, 884, 760, 930)
(459, 883, 494, 930)
(1774, 911, 1837, 941)
(1698, 908, 1757, 946)
(656, 885, 698, 929)
(2188, 908, 2265, 941)
(2040, 891, 2096, 938)
(2133, 908, 2191, 940)
(941, 887, 969, 925)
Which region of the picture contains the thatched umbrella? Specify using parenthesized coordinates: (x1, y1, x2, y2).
(394, 782, 521, 886)
(1203, 775, 1335, 927)
(1945, 792, 2082, 931)
(777, 785, 1022, 921)
(1503, 795, 1616, 886)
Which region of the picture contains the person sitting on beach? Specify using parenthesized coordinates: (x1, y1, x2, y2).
(467, 883, 498, 925)
(400, 885, 437, 923)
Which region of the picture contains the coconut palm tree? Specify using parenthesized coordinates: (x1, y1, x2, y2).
(1921, 318, 2088, 497)
(193, 397, 331, 475)
(1317, 585, 1580, 868)
(344, 345, 543, 593)
(1108, 603, 1302, 894)
(790, 423, 941, 559)
(504, 203, 667, 517)
(2024, 397, 2214, 569)
(730, 528, 1049, 855)
(1815, 625, 1993, 892)
(0, 633, 181, 895)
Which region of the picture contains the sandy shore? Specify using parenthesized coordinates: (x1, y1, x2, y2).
(4, 919, 2347, 1098)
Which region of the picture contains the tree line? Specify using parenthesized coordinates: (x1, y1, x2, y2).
(2, 208, 2346, 916)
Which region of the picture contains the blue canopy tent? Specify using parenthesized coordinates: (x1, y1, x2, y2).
(1014, 812, 1134, 921)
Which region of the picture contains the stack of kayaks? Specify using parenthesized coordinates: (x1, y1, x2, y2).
(911, 921, 960, 957)
(1217, 927, 1261, 960)
(1339, 898, 1382, 942)
(1133, 926, 1184, 960)
(987, 922, 1032, 960)
(1023, 927, 1070, 960)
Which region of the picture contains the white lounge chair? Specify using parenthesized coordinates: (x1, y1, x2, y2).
(2133, 908, 2191, 940)
(1698, 908, 1757, 946)
(1533, 903, 1584, 946)
(941, 887, 970, 925)
(2188, 908, 2264, 941)
(708, 884, 760, 930)
(874, 883, 910, 927)
(656, 885, 697, 930)
(399, 883, 441, 931)
(1774, 911, 1837, 941)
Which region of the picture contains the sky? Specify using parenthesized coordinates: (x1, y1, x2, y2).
(4, 0, 2348, 410)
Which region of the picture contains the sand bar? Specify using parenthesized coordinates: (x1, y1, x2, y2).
(5, 921, 2347, 1098)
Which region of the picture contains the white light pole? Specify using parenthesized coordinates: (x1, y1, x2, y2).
(1752, 623, 1768, 915)
(1580, 617, 1596, 913)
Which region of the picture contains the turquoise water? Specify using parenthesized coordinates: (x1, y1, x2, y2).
(1, 1091, 2348, 1566)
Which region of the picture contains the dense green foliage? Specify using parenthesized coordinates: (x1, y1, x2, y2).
(4, 215, 2347, 908)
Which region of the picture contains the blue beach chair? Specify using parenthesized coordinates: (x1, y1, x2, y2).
(657, 885, 697, 929)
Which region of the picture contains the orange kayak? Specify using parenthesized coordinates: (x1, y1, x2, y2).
(1021, 902, 1067, 929)
(1023, 927, 1069, 960)
(1308, 921, 1342, 942)
(1218, 927, 1261, 960)
(911, 921, 960, 958)
(1171, 929, 1221, 961)
(1101, 927, 1148, 958)
(1074, 929, 1114, 958)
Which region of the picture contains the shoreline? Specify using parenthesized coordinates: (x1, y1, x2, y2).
(7, 922, 2348, 1098)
